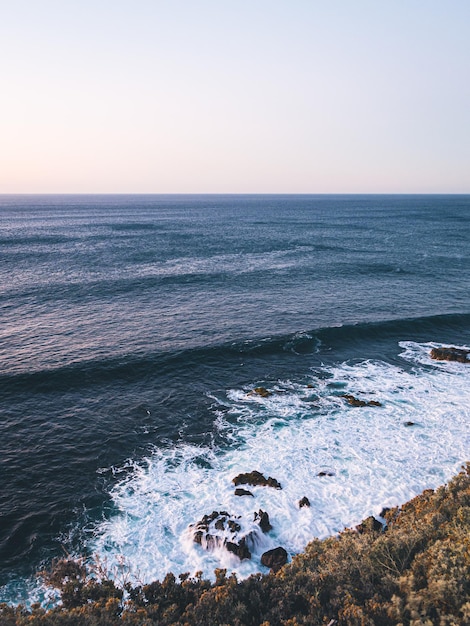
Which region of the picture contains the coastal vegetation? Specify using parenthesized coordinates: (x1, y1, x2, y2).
(2, 463, 470, 625)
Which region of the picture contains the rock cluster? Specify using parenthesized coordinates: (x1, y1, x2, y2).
(190, 510, 251, 560)
(248, 387, 272, 398)
(190, 496, 278, 564)
(430, 347, 469, 363)
(232, 470, 282, 490)
(341, 394, 382, 407)
(189, 470, 290, 571)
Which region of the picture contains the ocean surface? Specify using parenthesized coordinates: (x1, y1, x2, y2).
(0, 194, 469, 605)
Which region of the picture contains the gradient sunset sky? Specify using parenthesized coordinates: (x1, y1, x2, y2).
(1, 1, 469, 194)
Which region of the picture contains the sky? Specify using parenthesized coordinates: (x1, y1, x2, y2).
(1, 0, 469, 194)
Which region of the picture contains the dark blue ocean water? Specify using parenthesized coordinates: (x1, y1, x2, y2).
(1, 194, 469, 602)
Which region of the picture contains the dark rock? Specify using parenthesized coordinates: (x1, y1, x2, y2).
(341, 393, 367, 407)
(340, 394, 382, 407)
(190, 510, 252, 561)
(232, 470, 282, 489)
(194, 511, 230, 532)
(227, 520, 241, 533)
(234, 488, 254, 497)
(261, 547, 288, 572)
(197, 510, 228, 528)
(254, 509, 272, 533)
(356, 516, 383, 534)
(381, 506, 399, 525)
(404, 421, 415, 427)
(299, 496, 310, 508)
(225, 537, 251, 560)
(430, 347, 469, 363)
(248, 387, 272, 398)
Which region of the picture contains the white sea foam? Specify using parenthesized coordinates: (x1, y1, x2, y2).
(89, 341, 470, 585)
(132, 248, 310, 281)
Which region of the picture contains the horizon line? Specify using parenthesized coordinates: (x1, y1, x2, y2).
(1, 191, 469, 197)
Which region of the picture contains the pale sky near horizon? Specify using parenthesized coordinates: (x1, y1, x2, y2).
(1, 1, 469, 194)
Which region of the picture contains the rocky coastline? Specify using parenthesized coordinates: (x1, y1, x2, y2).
(1, 347, 469, 625)
(2, 462, 469, 625)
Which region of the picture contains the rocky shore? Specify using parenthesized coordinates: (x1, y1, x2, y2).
(1, 347, 468, 625)
(2, 462, 470, 625)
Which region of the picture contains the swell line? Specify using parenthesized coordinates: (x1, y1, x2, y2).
(0, 312, 469, 393)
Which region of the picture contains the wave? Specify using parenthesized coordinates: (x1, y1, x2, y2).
(314, 312, 470, 347)
(110, 222, 165, 232)
(1, 312, 469, 392)
(0, 247, 316, 301)
(0, 235, 75, 246)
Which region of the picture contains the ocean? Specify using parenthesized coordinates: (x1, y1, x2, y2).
(0, 194, 469, 604)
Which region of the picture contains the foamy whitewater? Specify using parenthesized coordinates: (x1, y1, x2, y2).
(89, 341, 469, 585)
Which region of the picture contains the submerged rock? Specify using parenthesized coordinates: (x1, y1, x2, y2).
(261, 547, 288, 573)
(430, 347, 469, 363)
(232, 470, 282, 489)
(299, 496, 310, 508)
